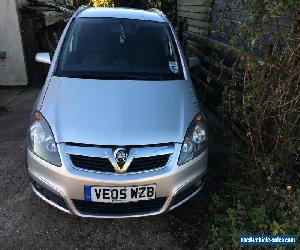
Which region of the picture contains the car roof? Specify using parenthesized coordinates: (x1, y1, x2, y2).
(77, 7, 167, 23)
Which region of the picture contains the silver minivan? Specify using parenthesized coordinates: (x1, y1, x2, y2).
(28, 7, 208, 218)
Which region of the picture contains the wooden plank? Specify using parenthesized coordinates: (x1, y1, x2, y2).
(188, 25, 209, 36)
(19, 13, 44, 86)
(178, 0, 212, 6)
(178, 11, 209, 21)
(183, 31, 265, 64)
(186, 38, 247, 86)
(187, 42, 211, 61)
(186, 19, 210, 29)
(187, 39, 209, 51)
(42, 11, 68, 26)
(177, 5, 211, 14)
(191, 71, 220, 104)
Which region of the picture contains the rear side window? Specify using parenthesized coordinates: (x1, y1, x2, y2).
(55, 17, 184, 80)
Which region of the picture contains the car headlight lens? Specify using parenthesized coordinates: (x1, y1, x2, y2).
(28, 111, 61, 166)
(178, 114, 208, 165)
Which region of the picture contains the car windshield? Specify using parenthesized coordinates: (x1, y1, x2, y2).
(55, 18, 184, 80)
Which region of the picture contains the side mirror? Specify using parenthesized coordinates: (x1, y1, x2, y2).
(35, 52, 51, 65)
(188, 57, 200, 69)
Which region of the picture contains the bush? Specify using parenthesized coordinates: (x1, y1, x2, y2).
(170, 1, 299, 248)
(207, 0, 300, 247)
(91, 0, 113, 7)
(74, 0, 177, 26)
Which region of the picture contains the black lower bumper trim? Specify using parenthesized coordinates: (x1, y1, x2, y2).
(171, 177, 205, 207)
(30, 177, 68, 211)
(73, 197, 166, 216)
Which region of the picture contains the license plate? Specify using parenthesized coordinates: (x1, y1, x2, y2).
(84, 184, 156, 203)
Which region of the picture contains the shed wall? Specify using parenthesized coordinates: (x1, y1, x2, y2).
(0, 0, 28, 86)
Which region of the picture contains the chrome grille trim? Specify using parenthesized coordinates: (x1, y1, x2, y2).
(65, 144, 175, 174)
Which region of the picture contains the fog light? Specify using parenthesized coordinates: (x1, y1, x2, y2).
(195, 179, 202, 187)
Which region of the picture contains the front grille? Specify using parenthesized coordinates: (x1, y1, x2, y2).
(129, 154, 170, 172)
(31, 178, 68, 210)
(73, 197, 166, 216)
(70, 155, 112, 172)
(70, 154, 170, 173)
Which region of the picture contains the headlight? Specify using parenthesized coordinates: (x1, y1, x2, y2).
(178, 114, 208, 165)
(27, 111, 61, 166)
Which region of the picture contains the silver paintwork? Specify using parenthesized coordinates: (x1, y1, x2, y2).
(28, 7, 207, 218)
(40, 77, 198, 146)
(28, 145, 207, 218)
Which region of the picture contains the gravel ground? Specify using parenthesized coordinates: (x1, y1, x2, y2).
(0, 89, 182, 250)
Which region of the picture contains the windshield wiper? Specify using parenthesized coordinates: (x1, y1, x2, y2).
(110, 73, 182, 80)
(60, 73, 182, 80)
(63, 74, 128, 80)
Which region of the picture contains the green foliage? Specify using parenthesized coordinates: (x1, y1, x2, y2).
(192, 0, 300, 248)
(91, 0, 114, 7)
(223, 0, 300, 165)
(73, 0, 90, 7)
(113, 0, 176, 25)
(201, 151, 300, 249)
(76, 0, 177, 26)
(161, 0, 177, 26)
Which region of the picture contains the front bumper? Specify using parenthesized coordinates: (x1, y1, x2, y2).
(27, 143, 207, 218)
